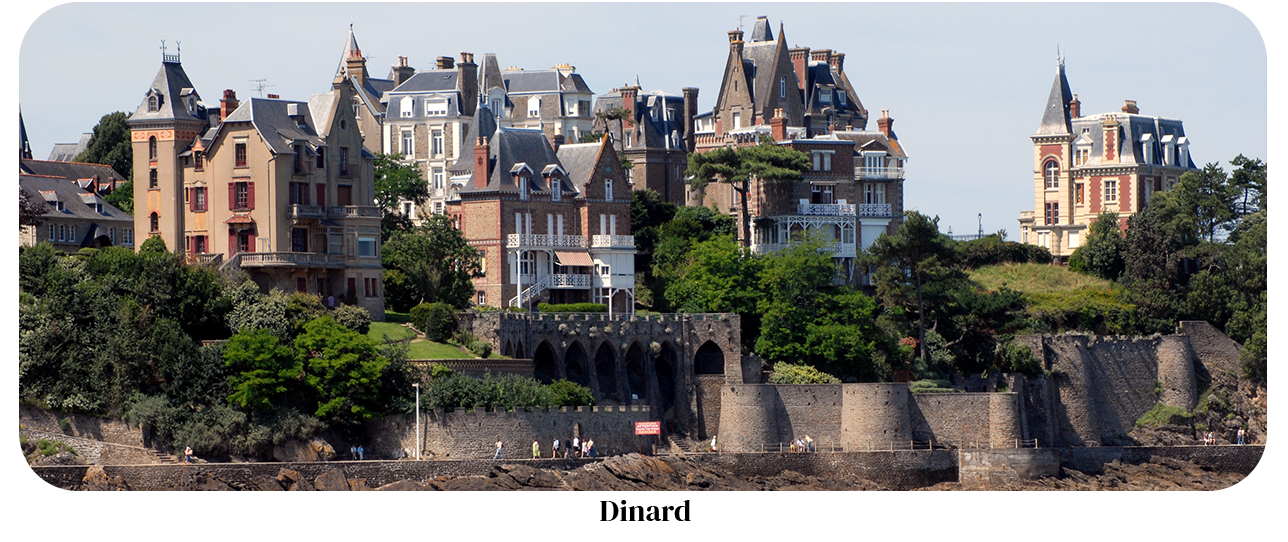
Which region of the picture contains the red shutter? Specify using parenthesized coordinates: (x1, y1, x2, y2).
(247, 229, 256, 252)
(229, 183, 236, 210)
(247, 182, 255, 210)
(186, 188, 194, 212)
(316, 184, 326, 207)
(229, 229, 237, 255)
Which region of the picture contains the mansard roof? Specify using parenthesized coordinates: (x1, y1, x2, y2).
(129, 60, 209, 126)
(825, 131, 907, 160)
(20, 173, 133, 224)
(1036, 59, 1074, 136)
(1069, 112, 1194, 169)
(392, 70, 460, 93)
(458, 127, 564, 194)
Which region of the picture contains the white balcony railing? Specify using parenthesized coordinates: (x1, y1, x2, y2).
(855, 166, 905, 180)
(291, 204, 324, 219)
(591, 234, 635, 248)
(549, 273, 591, 288)
(238, 252, 347, 268)
(798, 203, 856, 216)
(328, 205, 382, 218)
(751, 242, 856, 258)
(506, 234, 587, 248)
(856, 203, 893, 217)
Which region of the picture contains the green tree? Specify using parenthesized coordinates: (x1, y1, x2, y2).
(1069, 211, 1125, 280)
(294, 316, 390, 427)
(688, 140, 811, 248)
(1229, 154, 1266, 216)
(223, 328, 301, 413)
(19, 189, 48, 230)
(1172, 163, 1236, 243)
(382, 214, 481, 311)
(74, 111, 133, 179)
(650, 205, 736, 311)
(103, 181, 134, 215)
(662, 235, 763, 347)
(373, 153, 430, 241)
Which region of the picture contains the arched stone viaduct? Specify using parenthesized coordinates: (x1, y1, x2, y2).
(462, 312, 750, 439)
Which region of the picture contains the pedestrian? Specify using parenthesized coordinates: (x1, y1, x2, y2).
(581, 439, 589, 457)
(358, 445, 364, 460)
(572, 436, 580, 458)
(805, 434, 814, 453)
(552, 437, 560, 458)
(709, 435, 718, 453)
(1237, 428, 1245, 445)
(563, 437, 572, 458)
(532, 439, 541, 459)
(493, 438, 504, 459)
(587, 439, 596, 458)
(350, 445, 357, 460)
(184, 446, 194, 463)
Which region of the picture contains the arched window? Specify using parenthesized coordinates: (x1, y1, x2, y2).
(1044, 160, 1060, 189)
(148, 95, 159, 112)
(149, 212, 159, 233)
(149, 136, 157, 160)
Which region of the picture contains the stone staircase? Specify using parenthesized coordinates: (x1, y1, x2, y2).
(667, 435, 695, 455)
(148, 449, 179, 464)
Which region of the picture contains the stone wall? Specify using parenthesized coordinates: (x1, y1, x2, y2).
(1059, 445, 1264, 475)
(19, 405, 146, 448)
(769, 385, 842, 448)
(840, 383, 912, 449)
(20, 428, 162, 465)
(688, 451, 958, 490)
(909, 393, 990, 448)
(694, 375, 724, 440)
(365, 405, 654, 460)
(958, 448, 1061, 485)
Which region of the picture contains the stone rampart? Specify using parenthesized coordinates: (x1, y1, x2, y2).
(768, 385, 842, 447)
(716, 385, 779, 452)
(1059, 445, 1264, 475)
(909, 393, 989, 448)
(958, 448, 1061, 485)
(1157, 335, 1197, 410)
(841, 383, 912, 449)
(689, 450, 958, 490)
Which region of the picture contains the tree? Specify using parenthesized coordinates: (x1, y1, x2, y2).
(688, 140, 811, 248)
(294, 316, 390, 427)
(862, 212, 962, 367)
(223, 328, 300, 413)
(1069, 211, 1125, 280)
(103, 181, 134, 215)
(19, 189, 48, 230)
(381, 214, 481, 311)
(662, 235, 763, 347)
(373, 153, 430, 241)
(74, 112, 133, 179)
(1172, 163, 1236, 243)
(1228, 154, 1266, 217)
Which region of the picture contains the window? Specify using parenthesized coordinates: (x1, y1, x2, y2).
(528, 96, 541, 118)
(1044, 202, 1059, 225)
(338, 185, 352, 206)
(329, 232, 343, 254)
(194, 151, 204, 170)
(150, 212, 159, 232)
(434, 202, 444, 214)
(124, 228, 133, 246)
(400, 97, 414, 118)
(432, 130, 443, 156)
(842, 225, 855, 244)
(289, 182, 308, 205)
(819, 89, 832, 104)
(837, 91, 847, 106)
(812, 151, 832, 172)
(291, 228, 308, 252)
(235, 142, 247, 167)
(236, 229, 252, 253)
(194, 187, 207, 212)
(732, 112, 741, 129)
(69, 225, 77, 243)
(293, 144, 304, 174)
(1104, 180, 1118, 202)
(864, 183, 886, 205)
(316, 147, 326, 169)
(148, 95, 159, 112)
(401, 132, 413, 156)
(57, 224, 65, 242)
(232, 182, 252, 210)
(1075, 183, 1085, 205)
(551, 177, 561, 202)
(149, 169, 158, 189)
(1044, 160, 1060, 189)
(108, 227, 115, 244)
(1075, 147, 1090, 167)
(604, 178, 613, 201)
(339, 147, 349, 175)
(823, 153, 832, 171)
(425, 99, 448, 117)
(1068, 231, 1081, 249)
(193, 235, 207, 254)
(149, 137, 157, 160)
(432, 168, 444, 191)
(519, 176, 529, 200)
(780, 77, 787, 99)
(477, 291, 486, 306)
(400, 201, 416, 220)
(478, 250, 487, 276)
(357, 236, 378, 257)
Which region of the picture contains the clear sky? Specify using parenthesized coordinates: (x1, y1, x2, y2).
(15, 2, 1268, 236)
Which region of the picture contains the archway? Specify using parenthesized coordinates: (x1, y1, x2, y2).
(502, 340, 513, 358)
(594, 341, 621, 402)
(694, 340, 725, 375)
(655, 342, 677, 413)
(564, 342, 589, 388)
(514, 340, 525, 359)
(533, 341, 556, 384)
(625, 342, 647, 402)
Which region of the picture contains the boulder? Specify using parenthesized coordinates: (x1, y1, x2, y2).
(276, 468, 312, 491)
(309, 438, 337, 461)
(312, 468, 350, 491)
(250, 475, 284, 491)
(273, 439, 317, 462)
(82, 465, 130, 491)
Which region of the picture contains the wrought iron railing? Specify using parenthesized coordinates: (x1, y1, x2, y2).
(237, 252, 347, 267)
(797, 203, 856, 216)
(328, 205, 381, 218)
(856, 203, 892, 217)
(506, 234, 587, 248)
(855, 166, 904, 179)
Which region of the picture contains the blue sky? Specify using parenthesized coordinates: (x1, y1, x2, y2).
(15, 2, 1268, 236)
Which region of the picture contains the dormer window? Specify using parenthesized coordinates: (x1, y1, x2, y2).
(425, 99, 448, 117)
(819, 89, 832, 104)
(1178, 136, 1190, 168)
(551, 177, 562, 202)
(528, 96, 541, 118)
(147, 92, 161, 112)
(837, 91, 847, 106)
(1140, 133, 1154, 165)
(400, 97, 414, 118)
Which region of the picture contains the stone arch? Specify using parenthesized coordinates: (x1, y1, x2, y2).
(624, 342, 647, 403)
(502, 339, 513, 358)
(564, 341, 589, 388)
(655, 341, 678, 414)
(694, 340, 725, 375)
(533, 341, 557, 384)
(515, 340, 526, 359)
(594, 341, 621, 403)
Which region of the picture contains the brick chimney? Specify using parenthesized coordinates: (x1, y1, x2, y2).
(474, 136, 491, 189)
(1122, 100, 1139, 114)
(682, 87, 699, 152)
(810, 49, 832, 64)
(830, 52, 845, 72)
(789, 47, 810, 90)
(436, 56, 455, 70)
(458, 52, 478, 118)
(1069, 94, 1081, 119)
(877, 110, 894, 139)
(392, 56, 415, 87)
(220, 89, 239, 121)
(620, 86, 640, 124)
(770, 108, 787, 142)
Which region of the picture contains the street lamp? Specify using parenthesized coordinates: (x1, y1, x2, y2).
(413, 382, 421, 460)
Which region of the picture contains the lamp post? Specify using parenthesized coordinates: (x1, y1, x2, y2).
(413, 382, 421, 460)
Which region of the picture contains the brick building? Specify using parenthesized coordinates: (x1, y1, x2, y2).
(1018, 56, 1198, 258)
(128, 47, 385, 319)
(446, 107, 635, 314)
(590, 85, 700, 205)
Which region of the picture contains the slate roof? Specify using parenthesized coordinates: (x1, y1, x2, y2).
(457, 127, 566, 194)
(393, 70, 460, 93)
(555, 141, 604, 191)
(129, 60, 210, 126)
(20, 159, 128, 192)
(591, 89, 685, 151)
(46, 133, 92, 162)
(824, 131, 908, 160)
(219, 98, 323, 155)
(749, 16, 773, 42)
(1036, 60, 1074, 136)
(20, 174, 133, 243)
(1069, 113, 1194, 169)
(481, 54, 506, 93)
(448, 105, 500, 173)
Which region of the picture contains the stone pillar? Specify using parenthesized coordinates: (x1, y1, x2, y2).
(989, 393, 1023, 448)
(1157, 335, 1197, 411)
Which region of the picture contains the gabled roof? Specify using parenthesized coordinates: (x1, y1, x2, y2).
(20, 174, 133, 225)
(555, 140, 605, 192)
(458, 127, 563, 194)
(1036, 58, 1074, 136)
(219, 98, 322, 154)
(19, 159, 128, 190)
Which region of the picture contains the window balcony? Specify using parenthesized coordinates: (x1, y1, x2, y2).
(549, 273, 591, 289)
(798, 202, 856, 216)
(591, 234, 635, 248)
(239, 252, 347, 268)
(856, 203, 893, 217)
(506, 234, 587, 248)
(291, 204, 324, 219)
(328, 205, 382, 219)
(855, 166, 904, 180)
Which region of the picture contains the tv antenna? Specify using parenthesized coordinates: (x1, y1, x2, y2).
(249, 79, 275, 97)
(735, 15, 749, 31)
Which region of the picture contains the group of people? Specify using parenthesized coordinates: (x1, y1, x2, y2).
(788, 435, 814, 453)
(1203, 428, 1251, 446)
(495, 436, 599, 460)
(349, 445, 365, 460)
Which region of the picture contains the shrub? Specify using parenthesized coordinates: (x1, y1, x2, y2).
(505, 305, 527, 313)
(58, 418, 71, 432)
(412, 302, 457, 342)
(909, 379, 959, 393)
(547, 379, 595, 407)
(455, 331, 492, 358)
(767, 362, 840, 384)
(331, 304, 372, 335)
(36, 438, 75, 457)
(1135, 402, 1191, 428)
(537, 303, 607, 313)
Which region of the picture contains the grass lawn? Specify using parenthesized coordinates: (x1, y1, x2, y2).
(970, 262, 1135, 327)
(367, 321, 416, 342)
(384, 311, 411, 323)
(408, 340, 471, 360)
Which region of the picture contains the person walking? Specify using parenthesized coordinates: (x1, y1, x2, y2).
(563, 437, 572, 458)
(493, 438, 504, 459)
(552, 437, 561, 458)
(358, 445, 365, 460)
(184, 446, 194, 463)
(572, 436, 580, 458)
(805, 434, 814, 453)
(532, 439, 541, 459)
(1237, 428, 1246, 445)
(350, 446, 357, 460)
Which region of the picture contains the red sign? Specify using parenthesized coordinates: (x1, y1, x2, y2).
(635, 421, 661, 435)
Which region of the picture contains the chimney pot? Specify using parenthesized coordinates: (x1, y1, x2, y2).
(1122, 100, 1139, 114)
(437, 56, 455, 70)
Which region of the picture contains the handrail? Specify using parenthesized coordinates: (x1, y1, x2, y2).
(506, 234, 587, 248)
(509, 275, 551, 307)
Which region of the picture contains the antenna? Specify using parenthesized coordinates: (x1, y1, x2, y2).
(735, 15, 749, 31)
(249, 79, 275, 97)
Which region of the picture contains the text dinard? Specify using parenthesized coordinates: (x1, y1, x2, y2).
(601, 499, 691, 522)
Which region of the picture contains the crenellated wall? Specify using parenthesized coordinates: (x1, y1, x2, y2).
(842, 383, 912, 449)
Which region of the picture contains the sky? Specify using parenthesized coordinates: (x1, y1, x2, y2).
(14, 2, 1268, 237)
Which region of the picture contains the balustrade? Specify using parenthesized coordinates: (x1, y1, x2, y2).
(506, 234, 587, 248)
(591, 234, 635, 248)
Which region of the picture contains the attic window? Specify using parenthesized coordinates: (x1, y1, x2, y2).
(148, 94, 160, 112)
(837, 91, 846, 106)
(528, 96, 541, 118)
(401, 97, 414, 118)
(819, 89, 832, 104)
(519, 175, 529, 200)
(425, 99, 448, 117)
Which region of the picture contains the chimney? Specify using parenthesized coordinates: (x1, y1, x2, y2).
(392, 56, 415, 87)
(830, 52, 845, 72)
(551, 133, 565, 153)
(810, 49, 832, 64)
(682, 87, 699, 152)
(474, 136, 491, 189)
(620, 86, 640, 124)
(1069, 94, 1081, 119)
(789, 47, 810, 90)
(458, 52, 478, 118)
(770, 108, 787, 142)
(729, 30, 744, 57)
(553, 63, 575, 77)
(220, 89, 239, 121)
(436, 56, 455, 70)
(1122, 100, 1139, 114)
(877, 110, 894, 139)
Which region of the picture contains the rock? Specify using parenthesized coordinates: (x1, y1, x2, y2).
(82, 465, 130, 491)
(374, 479, 426, 491)
(250, 475, 284, 491)
(273, 439, 318, 462)
(276, 468, 312, 491)
(38, 451, 85, 466)
(191, 473, 232, 491)
(309, 438, 337, 461)
(312, 468, 350, 491)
